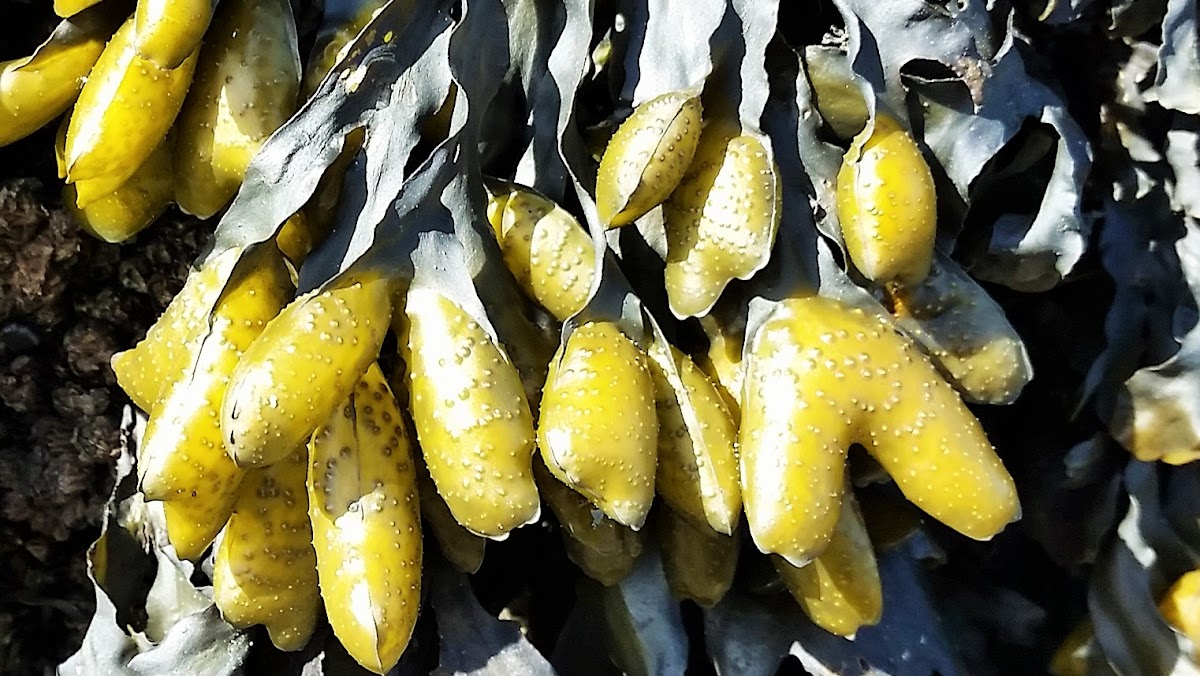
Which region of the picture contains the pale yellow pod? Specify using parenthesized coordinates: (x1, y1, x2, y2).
(54, 115, 70, 179)
(139, 247, 293, 560)
(301, 0, 391, 99)
(1113, 386, 1200, 466)
(213, 446, 320, 651)
(1161, 569, 1200, 661)
(888, 256, 1031, 406)
(65, 18, 198, 206)
(739, 296, 1018, 566)
(836, 114, 937, 286)
(485, 188, 510, 236)
(695, 314, 745, 417)
(804, 45, 870, 141)
(63, 138, 173, 244)
(646, 340, 740, 535)
(54, 0, 104, 18)
(222, 276, 393, 467)
(663, 129, 781, 318)
(134, 0, 215, 69)
(174, 0, 300, 218)
(491, 188, 596, 322)
(111, 247, 243, 412)
(596, 92, 702, 228)
(537, 322, 658, 529)
(0, 10, 113, 147)
(273, 213, 317, 266)
(401, 288, 540, 538)
(656, 508, 738, 608)
(161, 501, 221, 562)
(774, 492, 882, 637)
(925, 329, 1029, 405)
(416, 458, 485, 574)
(484, 184, 537, 300)
(536, 461, 644, 586)
(309, 364, 422, 675)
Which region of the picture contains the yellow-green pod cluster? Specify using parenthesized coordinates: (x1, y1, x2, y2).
(536, 461, 644, 586)
(301, 0, 391, 99)
(889, 258, 1032, 406)
(739, 295, 1019, 566)
(400, 288, 540, 539)
(836, 114, 937, 287)
(696, 314, 746, 417)
(213, 446, 320, 651)
(63, 138, 174, 243)
(134, 0, 214, 69)
(0, 11, 112, 147)
(773, 492, 882, 637)
(488, 186, 596, 322)
(538, 322, 659, 530)
(646, 341, 741, 535)
(64, 17, 198, 206)
(663, 129, 781, 318)
(596, 92, 703, 228)
(33, 2, 1052, 662)
(415, 456, 486, 574)
(308, 364, 422, 675)
(174, 0, 300, 219)
(54, 0, 104, 17)
(141, 246, 293, 560)
(55, 115, 173, 243)
(1161, 570, 1200, 661)
(656, 508, 739, 608)
(112, 247, 244, 412)
(273, 212, 318, 266)
(222, 276, 393, 467)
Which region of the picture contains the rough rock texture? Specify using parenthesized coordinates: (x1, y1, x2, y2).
(0, 179, 204, 673)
